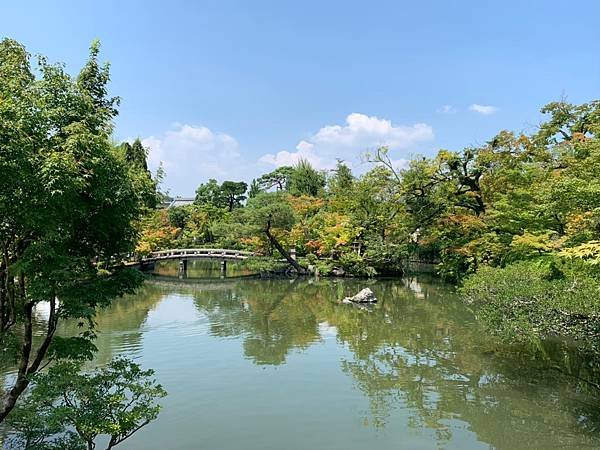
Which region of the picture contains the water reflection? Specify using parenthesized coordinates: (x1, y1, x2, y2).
(11, 276, 600, 450)
(153, 259, 256, 279)
(177, 277, 600, 449)
(56, 283, 167, 366)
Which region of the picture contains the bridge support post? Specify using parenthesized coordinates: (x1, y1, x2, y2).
(179, 258, 188, 279)
(220, 260, 227, 278)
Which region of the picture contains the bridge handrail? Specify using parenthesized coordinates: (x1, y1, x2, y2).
(144, 248, 255, 260)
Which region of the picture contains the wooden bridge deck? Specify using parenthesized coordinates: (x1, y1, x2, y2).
(142, 248, 254, 262)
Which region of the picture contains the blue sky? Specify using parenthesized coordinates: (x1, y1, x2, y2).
(2, 0, 599, 195)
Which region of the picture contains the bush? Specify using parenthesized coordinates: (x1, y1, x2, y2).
(461, 260, 600, 352)
(244, 257, 289, 275)
(338, 252, 377, 277)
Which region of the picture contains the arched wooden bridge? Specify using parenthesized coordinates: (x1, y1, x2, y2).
(146, 248, 254, 261)
(129, 248, 255, 277)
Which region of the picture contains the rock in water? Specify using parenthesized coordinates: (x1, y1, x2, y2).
(342, 287, 377, 303)
(332, 267, 346, 277)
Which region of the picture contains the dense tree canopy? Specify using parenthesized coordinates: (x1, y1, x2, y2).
(138, 99, 600, 352)
(0, 39, 157, 421)
(3, 34, 598, 442)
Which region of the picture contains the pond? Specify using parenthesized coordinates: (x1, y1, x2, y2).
(13, 270, 600, 449)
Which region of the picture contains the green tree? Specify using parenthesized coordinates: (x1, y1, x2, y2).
(288, 159, 326, 197)
(167, 206, 190, 230)
(220, 180, 247, 211)
(194, 179, 226, 208)
(534, 99, 600, 146)
(6, 358, 166, 450)
(120, 138, 149, 171)
(248, 179, 262, 198)
(328, 159, 354, 194)
(242, 193, 306, 273)
(0, 39, 151, 421)
(256, 166, 294, 191)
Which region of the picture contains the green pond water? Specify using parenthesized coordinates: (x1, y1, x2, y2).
(10, 262, 600, 449)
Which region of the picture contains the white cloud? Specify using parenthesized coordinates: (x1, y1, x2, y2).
(259, 140, 328, 168)
(142, 124, 243, 195)
(259, 113, 434, 170)
(468, 104, 498, 115)
(436, 105, 457, 114)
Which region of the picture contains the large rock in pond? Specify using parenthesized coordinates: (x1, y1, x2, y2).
(342, 287, 377, 304)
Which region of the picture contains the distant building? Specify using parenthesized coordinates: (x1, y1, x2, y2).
(166, 197, 195, 209)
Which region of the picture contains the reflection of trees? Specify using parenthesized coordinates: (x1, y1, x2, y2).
(187, 275, 600, 449)
(0, 283, 168, 449)
(12, 275, 596, 449)
(154, 259, 255, 278)
(191, 279, 322, 364)
(332, 277, 600, 450)
(56, 283, 167, 367)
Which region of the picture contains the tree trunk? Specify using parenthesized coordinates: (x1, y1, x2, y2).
(264, 223, 306, 274)
(0, 302, 33, 422)
(0, 258, 5, 332)
(0, 296, 57, 423)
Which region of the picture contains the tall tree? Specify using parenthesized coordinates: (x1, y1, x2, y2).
(0, 39, 151, 422)
(194, 179, 226, 208)
(243, 193, 306, 273)
(220, 181, 247, 211)
(121, 138, 149, 172)
(248, 179, 262, 198)
(328, 159, 354, 195)
(289, 159, 326, 197)
(257, 166, 294, 191)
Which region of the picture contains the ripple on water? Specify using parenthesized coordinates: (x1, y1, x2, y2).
(4, 277, 600, 450)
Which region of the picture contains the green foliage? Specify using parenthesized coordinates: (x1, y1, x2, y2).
(338, 252, 377, 277)
(248, 179, 262, 198)
(244, 256, 289, 274)
(220, 180, 248, 211)
(195, 179, 226, 208)
(256, 166, 294, 191)
(461, 260, 600, 352)
(6, 358, 167, 450)
(243, 191, 296, 232)
(121, 138, 149, 171)
(328, 160, 354, 194)
(561, 240, 600, 265)
(168, 206, 189, 230)
(0, 38, 154, 420)
(195, 179, 247, 211)
(288, 159, 326, 197)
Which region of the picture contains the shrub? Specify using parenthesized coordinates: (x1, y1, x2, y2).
(461, 260, 600, 352)
(338, 252, 377, 277)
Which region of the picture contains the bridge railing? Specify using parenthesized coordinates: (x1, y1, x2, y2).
(144, 248, 255, 261)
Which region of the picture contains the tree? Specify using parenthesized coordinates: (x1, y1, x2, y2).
(194, 179, 226, 208)
(167, 206, 189, 230)
(0, 39, 151, 421)
(120, 138, 149, 171)
(534, 100, 600, 146)
(220, 181, 247, 211)
(119, 139, 159, 210)
(194, 180, 247, 212)
(256, 166, 294, 191)
(328, 160, 354, 195)
(6, 358, 166, 450)
(248, 179, 262, 198)
(289, 159, 326, 197)
(435, 148, 486, 216)
(243, 193, 306, 273)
